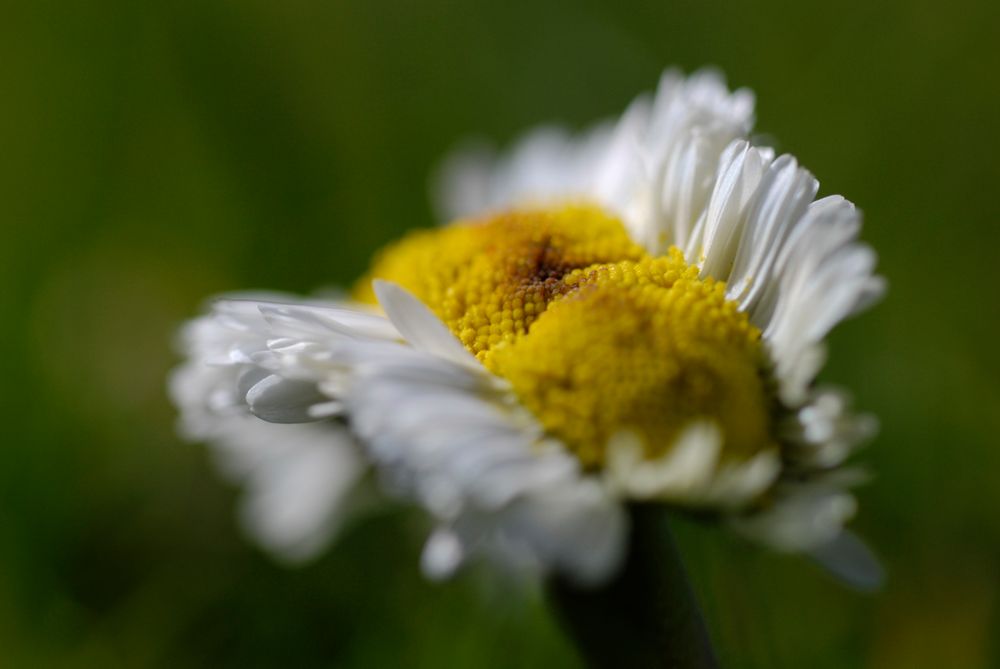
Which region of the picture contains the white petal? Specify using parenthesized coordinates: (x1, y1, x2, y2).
(245, 374, 331, 424)
(761, 196, 885, 403)
(780, 387, 878, 468)
(809, 530, 884, 591)
(233, 422, 368, 562)
(258, 301, 399, 342)
(696, 140, 774, 277)
(500, 480, 627, 585)
(606, 422, 780, 508)
(606, 424, 721, 500)
(421, 527, 467, 581)
(726, 155, 818, 313)
(373, 280, 482, 370)
(731, 485, 857, 551)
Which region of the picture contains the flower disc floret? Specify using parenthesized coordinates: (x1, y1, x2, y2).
(354, 205, 645, 363)
(492, 250, 776, 469)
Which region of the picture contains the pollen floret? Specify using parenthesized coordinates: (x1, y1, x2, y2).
(491, 250, 777, 470)
(354, 205, 645, 363)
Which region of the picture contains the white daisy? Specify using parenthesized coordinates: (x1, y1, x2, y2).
(170, 68, 884, 587)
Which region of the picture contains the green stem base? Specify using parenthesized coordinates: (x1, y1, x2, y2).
(547, 505, 718, 669)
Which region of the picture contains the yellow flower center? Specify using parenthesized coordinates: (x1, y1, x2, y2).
(355, 205, 777, 469)
(354, 205, 645, 363)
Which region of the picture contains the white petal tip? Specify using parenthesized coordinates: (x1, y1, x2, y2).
(373, 280, 483, 370)
(810, 531, 885, 592)
(421, 528, 466, 581)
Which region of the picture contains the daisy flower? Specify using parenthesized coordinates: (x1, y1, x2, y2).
(170, 68, 884, 588)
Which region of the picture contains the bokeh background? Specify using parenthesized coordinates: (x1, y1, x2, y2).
(4, 0, 999, 667)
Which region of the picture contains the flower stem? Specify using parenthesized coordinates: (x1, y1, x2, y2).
(547, 505, 718, 669)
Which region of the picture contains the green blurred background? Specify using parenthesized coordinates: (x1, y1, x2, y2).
(3, 0, 998, 667)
